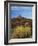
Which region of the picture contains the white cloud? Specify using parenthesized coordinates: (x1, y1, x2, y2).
(11, 6, 32, 10)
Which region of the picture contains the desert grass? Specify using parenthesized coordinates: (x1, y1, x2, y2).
(10, 25, 32, 38)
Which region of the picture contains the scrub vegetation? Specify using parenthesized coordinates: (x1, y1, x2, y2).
(10, 15, 32, 38)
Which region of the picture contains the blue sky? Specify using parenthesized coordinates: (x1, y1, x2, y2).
(10, 6, 32, 19)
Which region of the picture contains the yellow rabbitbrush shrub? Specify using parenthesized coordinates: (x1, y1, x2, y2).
(12, 26, 32, 38)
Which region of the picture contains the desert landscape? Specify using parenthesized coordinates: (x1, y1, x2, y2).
(10, 15, 32, 39)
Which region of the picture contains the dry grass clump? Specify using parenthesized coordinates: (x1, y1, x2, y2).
(11, 26, 32, 38)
